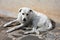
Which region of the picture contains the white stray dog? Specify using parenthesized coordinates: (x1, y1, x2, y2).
(3, 7, 53, 36)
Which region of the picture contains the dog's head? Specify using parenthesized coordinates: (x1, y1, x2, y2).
(18, 7, 33, 23)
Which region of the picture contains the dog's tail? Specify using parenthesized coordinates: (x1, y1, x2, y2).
(47, 19, 56, 31)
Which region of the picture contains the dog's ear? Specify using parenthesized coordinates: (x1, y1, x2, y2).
(29, 10, 32, 12)
(19, 9, 22, 12)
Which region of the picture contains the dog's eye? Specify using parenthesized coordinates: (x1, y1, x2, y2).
(19, 9, 22, 12)
(26, 14, 29, 16)
(22, 13, 24, 15)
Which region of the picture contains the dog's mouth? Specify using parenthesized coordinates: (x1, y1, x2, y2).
(22, 20, 27, 23)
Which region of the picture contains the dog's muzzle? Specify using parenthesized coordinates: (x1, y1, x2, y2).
(23, 18, 26, 21)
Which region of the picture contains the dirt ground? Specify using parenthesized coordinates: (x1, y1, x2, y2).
(0, 15, 60, 40)
(0, 0, 60, 40)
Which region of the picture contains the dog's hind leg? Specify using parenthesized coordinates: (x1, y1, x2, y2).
(24, 27, 37, 34)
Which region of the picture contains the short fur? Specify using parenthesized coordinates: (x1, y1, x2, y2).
(3, 7, 55, 38)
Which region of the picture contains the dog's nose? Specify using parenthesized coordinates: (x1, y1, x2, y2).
(23, 18, 26, 21)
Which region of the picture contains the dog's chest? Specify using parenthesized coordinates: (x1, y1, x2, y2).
(24, 20, 33, 28)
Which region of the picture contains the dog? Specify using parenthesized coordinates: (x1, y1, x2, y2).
(3, 7, 53, 36)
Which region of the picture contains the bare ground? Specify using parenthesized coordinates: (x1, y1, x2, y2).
(0, 16, 60, 40)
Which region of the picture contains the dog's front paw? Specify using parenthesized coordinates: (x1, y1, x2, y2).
(36, 34, 44, 39)
(6, 29, 13, 33)
(3, 24, 7, 28)
(6, 30, 11, 33)
(24, 32, 29, 35)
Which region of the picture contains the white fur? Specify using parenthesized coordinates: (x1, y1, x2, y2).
(3, 7, 52, 36)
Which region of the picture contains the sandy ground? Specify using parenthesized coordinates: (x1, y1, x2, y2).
(0, 15, 60, 40)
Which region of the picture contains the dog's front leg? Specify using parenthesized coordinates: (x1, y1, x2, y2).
(3, 19, 18, 27)
(6, 24, 24, 33)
